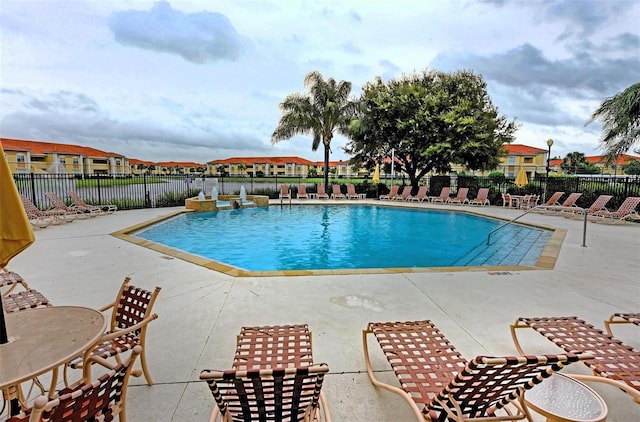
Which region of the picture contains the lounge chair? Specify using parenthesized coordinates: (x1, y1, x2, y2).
(408, 186, 428, 202)
(589, 196, 640, 224)
(346, 183, 359, 199)
(20, 194, 67, 226)
(200, 324, 332, 421)
(44, 192, 87, 219)
(363, 320, 590, 421)
(428, 187, 451, 203)
(65, 277, 161, 387)
(68, 191, 117, 214)
(392, 185, 412, 201)
(379, 185, 399, 200)
(1, 269, 52, 313)
(280, 184, 292, 200)
(297, 184, 309, 199)
(536, 192, 581, 214)
(468, 188, 490, 206)
(511, 316, 640, 402)
(446, 187, 469, 205)
(17, 346, 141, 422)
(604, 312, 640, 336)
(563, 194, 613, 219)
(532, 191, 564, 212)
(330, 184, 345, 199)
(316, 184, 329, 199)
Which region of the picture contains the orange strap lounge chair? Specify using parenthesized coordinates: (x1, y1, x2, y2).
(297, 184, 309, 199)
(536, 192, 581, 214)
(44, 192, 90, 219)
(330, 184, 345, 199)
(468, 188, 490, 206)
(280, 184, 292, 200)
(363, 320, 590, 421)
(511, 316, 640, 402)
(20, 194, 68, 226)
(393, 185, 412, 201)
(604, 312, 640, 336)
(346, 183, 359, 199)
(68, 191, 117, 215)
(316, 184, 329, 199)
(428, 187, 451, 203)
(446, 187, 469, 205)
(200, 324, 332, 421)
(589, 196, 640, 224)
(532, 191, 564, 212)
(379, 185, 399, 200)
(1, 269, 52, 313)
(409, 186, 429, 202)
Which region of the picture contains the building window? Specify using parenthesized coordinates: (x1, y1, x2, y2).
(16, 154, 26, 163)
(508, 156, 516, 165)
(115, 159, 121, 166)
(59, 157, 66, 164)
(72, 157, 79, 164)
(523, 157, 533, 163)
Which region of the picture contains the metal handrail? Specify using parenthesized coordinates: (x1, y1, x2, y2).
(486, 206, 541, 245)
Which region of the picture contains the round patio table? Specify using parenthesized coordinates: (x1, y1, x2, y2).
(0, 306, 106, 414)
(525, 373, 608, 422)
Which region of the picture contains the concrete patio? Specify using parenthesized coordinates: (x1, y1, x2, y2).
(7, 201, 640, 421)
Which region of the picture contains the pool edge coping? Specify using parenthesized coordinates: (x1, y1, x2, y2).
(110, 205, 565, 277)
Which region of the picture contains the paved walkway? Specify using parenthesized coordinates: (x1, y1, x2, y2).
(7, 201, 640, 421)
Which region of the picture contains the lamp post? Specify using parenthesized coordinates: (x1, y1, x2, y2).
(545, 138, 553, 202)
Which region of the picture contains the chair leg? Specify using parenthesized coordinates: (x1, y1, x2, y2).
(140, 348, 154, 385)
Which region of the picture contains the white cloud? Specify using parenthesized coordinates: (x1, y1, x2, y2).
(1, 0, 639, 163)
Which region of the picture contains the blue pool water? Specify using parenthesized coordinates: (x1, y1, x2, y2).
(133, 206, 551, 272)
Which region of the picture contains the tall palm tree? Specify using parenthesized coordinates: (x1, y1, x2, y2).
(272, 71, 358, 188)
(588, 82, 640, 161)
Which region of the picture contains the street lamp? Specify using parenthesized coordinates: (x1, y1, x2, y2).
(545, 138, 553, 202)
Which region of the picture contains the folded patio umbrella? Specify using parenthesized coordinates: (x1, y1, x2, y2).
(0, 144, 35, 343)
(515, 166, 528, 187)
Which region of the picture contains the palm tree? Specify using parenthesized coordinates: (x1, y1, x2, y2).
(588, 82, 640, 161)
(271, 71, 358, 188)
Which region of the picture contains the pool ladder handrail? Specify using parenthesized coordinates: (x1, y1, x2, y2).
(486, 206, 541, 245)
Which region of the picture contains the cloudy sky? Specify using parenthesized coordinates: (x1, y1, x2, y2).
(1, 0, 639, 164)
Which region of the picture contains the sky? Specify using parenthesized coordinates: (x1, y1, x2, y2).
(1, 0, 639, 165)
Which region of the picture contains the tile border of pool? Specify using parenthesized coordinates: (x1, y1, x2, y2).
(110, 205, 566, 277)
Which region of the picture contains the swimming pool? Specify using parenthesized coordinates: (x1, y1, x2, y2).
(132, 205, 552, 273)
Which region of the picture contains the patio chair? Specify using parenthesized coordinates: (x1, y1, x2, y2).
(518, 194, 539, 210)
(428, 187, 451, 203)
(1, 269, 52, 313)
(68, 191, 117, 215)
(563, 194, 613, 219)
(363, 320, 589, 421)
(408, 186, 428, 202)
(589, 196, 640, 224)
(446, 187, 469, 205)
(65, 277, 161, 387)
(536, 192, 581, 214)
(510, 316, 640, 402)
(468, 188, 490, 206)
(45, 192, 92, 219)
(392, 185, 412, 201)
(280, 184, 292, 200)
(532, 191, 564, 212)
(379, 185, 399, 200)
(330, 184, 345, 199)
(297, 184, 309, 199)
(316, 184, 329, 199)
(20, 194, 67, 227)
(12, 346, 142, 422)
(346, 183, 359, 199)
(604, 312, 640, 336)
(200, 324, 332, 421)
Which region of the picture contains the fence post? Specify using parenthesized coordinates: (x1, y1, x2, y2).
(97, 176, 102, 204)
(29, 173, 37, 204)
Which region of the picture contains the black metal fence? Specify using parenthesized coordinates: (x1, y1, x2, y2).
(12, 173, 640, 211)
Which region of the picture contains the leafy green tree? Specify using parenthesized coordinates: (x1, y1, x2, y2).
(271, 71, 359, 188)
(560, 152, 595, 174)
(622, 159, 640, 175)
(345, 70, 517, 188)
(238, 163, 247, 176)
(588, 82, 640, 161)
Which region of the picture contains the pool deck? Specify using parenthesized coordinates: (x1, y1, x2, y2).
(6, 199, 640, 421)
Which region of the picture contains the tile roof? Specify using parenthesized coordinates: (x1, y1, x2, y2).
(209, 156, 318, 165)
(0, 138, 125, 158)
(585, 154, 639, 165)
(504, 144, 547, 155)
